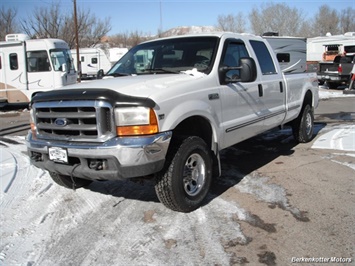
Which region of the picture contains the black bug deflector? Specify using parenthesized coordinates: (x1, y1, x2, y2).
(31, 88, 156, 108)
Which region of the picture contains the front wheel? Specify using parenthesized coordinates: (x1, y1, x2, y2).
(292, 104, 314, 143)
(155, 136, 213, 212)
(49, 172, 92, 189)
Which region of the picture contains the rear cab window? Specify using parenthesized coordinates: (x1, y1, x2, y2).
(249, 40, 277, 75)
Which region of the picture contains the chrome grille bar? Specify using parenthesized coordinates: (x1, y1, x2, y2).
(33, 100, 115, 142)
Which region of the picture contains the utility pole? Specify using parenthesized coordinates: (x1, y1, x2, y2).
(159, 0, 163, 36)
(73, 0, 81, 82)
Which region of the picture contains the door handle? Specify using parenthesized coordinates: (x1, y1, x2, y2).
(258, 84, 263, 97)
(279, 81, 284, 93)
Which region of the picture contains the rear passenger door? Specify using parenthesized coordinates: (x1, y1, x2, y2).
(249, 40, 286, 130)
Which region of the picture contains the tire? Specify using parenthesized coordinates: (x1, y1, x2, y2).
(292, 104, 314, 143)
(327, 82, 338, 89)
(155, 136, 213, 212)
(49, 172, 92, 189)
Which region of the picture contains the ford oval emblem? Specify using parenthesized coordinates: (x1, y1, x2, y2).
(54, 118, 68, 127)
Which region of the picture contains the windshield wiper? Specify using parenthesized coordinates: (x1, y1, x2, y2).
(106, 72, 131, 77)
(145, 68, 180, 74)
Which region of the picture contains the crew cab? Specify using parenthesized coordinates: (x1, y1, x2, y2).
(26, 33, 319, 212)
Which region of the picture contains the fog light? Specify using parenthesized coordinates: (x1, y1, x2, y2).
(89, 159, 104, 170)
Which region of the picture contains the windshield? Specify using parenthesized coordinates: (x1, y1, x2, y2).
(107, 36, 219, 76)
(50, 49, 75, 72)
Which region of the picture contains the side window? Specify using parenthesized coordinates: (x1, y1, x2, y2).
(250, 40, 276, 75)
(26, 51, 51, 72)
(276, 53, 290, 63)
(91, 58, 98, 64)
(81, 56, 84, 62)
(10, 53, 18, 70)
(221, 41, 249, 79)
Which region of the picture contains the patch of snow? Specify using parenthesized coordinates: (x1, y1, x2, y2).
(318, 87, 355, 100)
(181, 68, 206, 77)
(312, 125, 355, 152)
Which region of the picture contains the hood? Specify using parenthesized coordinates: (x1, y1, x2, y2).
(64, 72, 206, 98)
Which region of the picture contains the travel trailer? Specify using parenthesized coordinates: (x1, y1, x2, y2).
(71, 48, 112, 79)
(264, 36, 307, 73)
(0, 34, 77, 106)
(108, 47, 128, 64)
(307, 32, 355, 62)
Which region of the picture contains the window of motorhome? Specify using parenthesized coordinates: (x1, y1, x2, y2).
(345, 46, 355, 53)
(276, 53, 290, 63)
(92, 58, 98, 64)
(50, 49, 75, 72)
(81, 56, 84, 62)
(27, 51, 51, 72)
(9, 53, 18, 70)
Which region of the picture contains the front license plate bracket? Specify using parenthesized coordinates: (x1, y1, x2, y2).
(48, 147, 68, 163)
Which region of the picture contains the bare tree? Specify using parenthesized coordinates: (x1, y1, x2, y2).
(216, 13, 246, 32)
(20, 1, 111, 49)
(297, 20, 317, 38)
(312, 5, 339, 36)
(21, 2, 62, 38)
(0, 6, 19, 40)
(339, 7, 355, 33)
(61, 8, 111, 48)
(249, 3, 305, 36)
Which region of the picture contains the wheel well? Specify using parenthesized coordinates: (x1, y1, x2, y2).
(172, 116, 213, 149)
(172, 116, 220, 177)
(303, 90, 313, 108)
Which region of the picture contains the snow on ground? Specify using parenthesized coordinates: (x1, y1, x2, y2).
(0, 87, 354, 265)
(318, 86, 355, 100)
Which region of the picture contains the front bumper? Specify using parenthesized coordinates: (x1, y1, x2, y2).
(26, 131, 172, 180)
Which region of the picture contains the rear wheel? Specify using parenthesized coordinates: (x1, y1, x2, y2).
(49, 172, 92, 189)
(292, 104, 314, 143)
(327, 82, 338, 89)
(155, 136, 212, 212)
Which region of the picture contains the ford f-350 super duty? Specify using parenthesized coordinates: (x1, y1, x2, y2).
(26, 33, 319, 212)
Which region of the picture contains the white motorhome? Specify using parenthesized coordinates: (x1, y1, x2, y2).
(71, 48, 112, 79)
(264, 36, 307, 73)
(0, 34, 77, 106)
(307, 32, 355, 62)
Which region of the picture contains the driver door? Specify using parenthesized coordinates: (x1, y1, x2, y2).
(218, 39, 265, 149)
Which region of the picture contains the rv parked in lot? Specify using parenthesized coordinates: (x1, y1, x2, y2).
(71, 48, 112, 79)
(108, 47, 128, 65)
(264, 36, 307, 73)
(307, 32, 355, 62)
(0, 34, 77, 106)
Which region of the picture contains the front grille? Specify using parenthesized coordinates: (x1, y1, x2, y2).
(33, 100, 115, 142)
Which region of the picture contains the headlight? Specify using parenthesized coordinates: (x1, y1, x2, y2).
(114, 107, 159, 136)
(30, 108, 37, 137)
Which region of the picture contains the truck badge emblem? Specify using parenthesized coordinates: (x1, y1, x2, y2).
(54, 118, 68, 127)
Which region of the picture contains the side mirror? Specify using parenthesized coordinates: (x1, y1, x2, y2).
(239, 57, 257, 82)
(219, 57, 257, 84)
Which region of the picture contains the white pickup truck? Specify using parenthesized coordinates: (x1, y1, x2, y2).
(26, 33, 319, 212)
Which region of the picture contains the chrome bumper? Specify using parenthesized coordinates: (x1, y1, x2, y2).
(26, 131, 172, 180)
